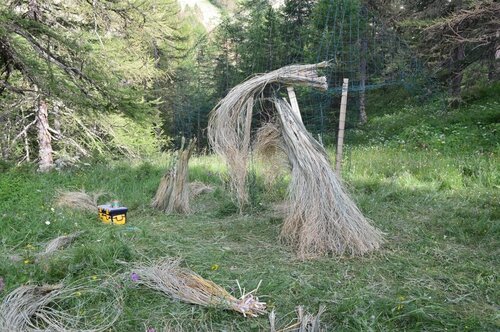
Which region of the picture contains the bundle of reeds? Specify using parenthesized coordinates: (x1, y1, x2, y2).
(55, 190, 103, 212)
(273, 98, 383, 257)
(36, 231, 83, 259)
(208, 62, 328, 211)
(152, 138, 196, 214)
(131, 258, 266, 318)
(0, 280, 122, 332)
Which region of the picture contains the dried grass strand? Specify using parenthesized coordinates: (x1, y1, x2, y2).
(131, 258, 266, 318)
(189, 181, 215, 198)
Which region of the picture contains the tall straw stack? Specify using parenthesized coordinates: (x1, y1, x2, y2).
(152, 138, 196, 214)
(273, 98, 383, 258)
(208, 62, 328, 211)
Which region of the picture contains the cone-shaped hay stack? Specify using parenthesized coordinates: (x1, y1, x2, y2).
(208, 62, 383, 258)
(152, 138, 196, 214)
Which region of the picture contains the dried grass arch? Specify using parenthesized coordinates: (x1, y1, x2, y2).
(207, 62, 383, 258)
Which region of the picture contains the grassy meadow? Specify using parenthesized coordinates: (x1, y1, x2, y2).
(0, 91, 498, 331)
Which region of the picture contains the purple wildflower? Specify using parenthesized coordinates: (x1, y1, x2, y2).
(0, 277, 4, 292)
(147, 328, 156, 332)
(130, 272, 140, 282)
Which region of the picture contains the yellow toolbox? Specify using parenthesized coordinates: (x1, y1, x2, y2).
(98, 205, 128, 225)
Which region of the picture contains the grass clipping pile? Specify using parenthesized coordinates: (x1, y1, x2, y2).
(208, 62, 383, 258)
(131, 258, 266, 318)
(0, 280, 122, 332)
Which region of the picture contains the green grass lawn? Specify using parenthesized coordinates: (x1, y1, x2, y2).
(1, 92, 499, 331)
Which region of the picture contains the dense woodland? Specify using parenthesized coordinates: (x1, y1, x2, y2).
(0, 0, 498, 171)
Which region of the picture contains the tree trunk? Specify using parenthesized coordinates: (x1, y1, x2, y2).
(450, 43, 465, 107)
(36, 94, 53, 172)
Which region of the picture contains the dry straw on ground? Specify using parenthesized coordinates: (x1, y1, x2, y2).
(0, 280, 123, 332)
(189, 181, 215, 198)
(208, 62, 328, 211)
(130, 258, 266, 318)
(55, 190, 103, 212)
(152, 138, 196, 214)
(269, 305, 326, 332)
(207, 61, 383, 258)
(36, 231, 83, 259)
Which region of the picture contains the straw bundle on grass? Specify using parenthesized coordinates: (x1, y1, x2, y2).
(36, 231, 83, 259)
(269, 305, 326, 332)
(273, 98, 383, 257)
(208, 62, 328, 211)
(152, 138, 196, 214)
(55, 190, 103, 212)
(0, 280, 123, 332)
(131, 258, 266, 318)
(189, 181, 215, 198)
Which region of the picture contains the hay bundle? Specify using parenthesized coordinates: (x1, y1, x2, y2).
(131, 258, 266, 317)
(273, 98, 383, 257)
(36, 231, 83, 259)
(152, 138, 196, 214)
(208, 62, 328, 210)
(189, 181, 215, 198)
(55, 190, 103, 212)
(0, 280, 123, 331)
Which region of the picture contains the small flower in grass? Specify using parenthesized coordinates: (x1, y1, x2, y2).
(45, 220, 51, 225)
(23, 259, 31, 264)
(211, 264, 219, 271)
(130, 272, 140, 282)
(91, 275, 98, 281)
(25, 244, 35, 250)
(75, 291, 82, 297)
(147, 328, 156, 332)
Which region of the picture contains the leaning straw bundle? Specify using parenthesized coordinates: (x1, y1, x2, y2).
(273, 98, 383, 257)
(55, 190, 103, 212)
(131, 258, 266, 317)
(36, 231, 83, 259)
(0, 280, 123, 332)
(152, 138, 196, 214)
(208, 62, 328, 211)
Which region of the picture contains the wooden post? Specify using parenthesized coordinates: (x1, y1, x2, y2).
(336, 78, 349, 176)
(286, 86, 303, 123)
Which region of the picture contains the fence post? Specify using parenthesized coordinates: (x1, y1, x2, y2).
(336, 78, 349, 176)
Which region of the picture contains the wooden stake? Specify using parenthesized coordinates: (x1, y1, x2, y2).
(336, 78, 349, 176)
(287, 86, 303, 123)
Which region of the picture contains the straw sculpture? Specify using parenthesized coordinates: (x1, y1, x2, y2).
(0, 280, 123, 332)
(36, 231, 84, 259)
(273, 98, 383, 257)
(253, 122, 287, 187)
(55, 190, 103, 212)
(208, 62, 383, 257)
(189, 181, 215, 198)
(208, 62, 328, 211)
(152, 138, 196, 214)
(130, 258, 266, 317)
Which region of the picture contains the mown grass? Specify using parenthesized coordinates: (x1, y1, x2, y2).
(1, 90, 499, 330)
